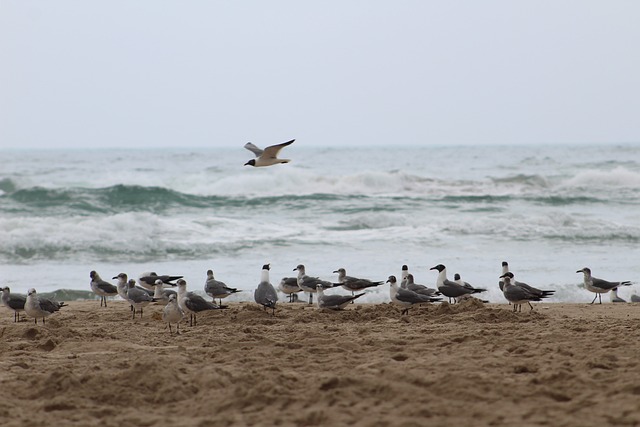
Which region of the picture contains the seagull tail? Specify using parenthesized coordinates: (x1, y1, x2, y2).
(471, 288, 487, 294)
(620, 281, 632, 286)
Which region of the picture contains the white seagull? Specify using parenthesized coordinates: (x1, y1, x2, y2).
(24, 288, 66, 325)
(162, 294, 185, 334)
(244, 139, 295, 167)
(577, 267, 631, 304)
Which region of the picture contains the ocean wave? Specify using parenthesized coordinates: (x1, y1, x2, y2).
(561, 167, 640, 189)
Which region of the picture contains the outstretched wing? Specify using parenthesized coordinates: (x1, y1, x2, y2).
(244, 142, 264, 157)
(262, 139, 295, 159)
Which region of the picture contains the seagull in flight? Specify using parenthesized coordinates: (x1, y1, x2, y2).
(244, 139, 295, 167)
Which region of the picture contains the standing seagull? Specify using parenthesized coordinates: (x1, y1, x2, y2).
(177, 279, 226, 327)
(577, 267, 631, 304)
(278, 277, 301, 303)
(89, 270, 118, 307)
(163, 294, 185, 334)
(244, 139, 295, 167)
(316, 284, 364, 310)
(254, 264, 278, 315)
(500, 273, 548, 312)
(126, 279, 157, 319)
(204, 269, 240, 305)
(500, 272, 554, 309)
(24, 288, 65, 325)
(333, 268, 384, 297)
(387, 276, 441, 315)
(1, 286, 26, 322)
(294, 264, 334, 305)
(430, 264, 487, 303)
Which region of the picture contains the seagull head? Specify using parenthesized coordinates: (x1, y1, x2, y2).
(262, 264, 271, 271)
(112, 272, 127, 281)
(294, 264, 305, 272)
(1, 286, 9, 294)
(244, 159, 256, 167)
(90, 270, 98, 279)
(154, 279, 164, 286)
(27, 288, 37, 296)
(127, 279, 136, 288)
(430, 264, 446, 272)
(176, 279, 187, 287)
(206, 269, 214, 278)
(333, 268, 345, 274)
(386, 275, 397, 284)
(402, 265, 408, 271)
(168, 294, 177, 303)
(499, 272, 513, 283)
(576, 267, 591, 275)
(454, 273, 461, 280)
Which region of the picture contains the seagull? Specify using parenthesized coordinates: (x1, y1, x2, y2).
(244, 139, 294, 167)
(387, 276, 441, 315)
(162, 294, 185, 334)
(294, 264, 334, 305)
(500, 273, 551, 312)
(255, 264, 278, 315)
(89, 270, 118, 307)
(204, 269, 240, 306)
(137, 272, 183, 292)
(499, 261, 509, 292)
(610, 288, 626, 303)
(500, 272, 554, 309)
(576, 267, 631, 304)
(278, 277, 302, 302)
(114, 273, 154, 311)
(405, 274, 440, 297)
(333, 268, 384, 297)
(126, 279, 157, 319)
(453, 273, 489, 303)
(316, 284, 364, 310)
(430, 264, 487, 303)
(1, 286, 26, 322)
(24, 288, 65, 325)
(177, 279, 227, 326)
(400, 265, 410, 289)
(152, 279, 177, 305)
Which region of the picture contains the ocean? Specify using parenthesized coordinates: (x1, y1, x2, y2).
(1, 144, 639, 304)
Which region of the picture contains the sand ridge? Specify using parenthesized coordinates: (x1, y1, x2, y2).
(1, 299, 639, 426)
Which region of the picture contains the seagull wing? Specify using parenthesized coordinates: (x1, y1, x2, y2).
(244, 142, 264, 157)
(262, 139, 295, 159)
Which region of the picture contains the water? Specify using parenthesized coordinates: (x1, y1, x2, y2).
(1, 144, 639, 303)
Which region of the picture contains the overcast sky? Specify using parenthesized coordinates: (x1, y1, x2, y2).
(1, 1, 639, 149)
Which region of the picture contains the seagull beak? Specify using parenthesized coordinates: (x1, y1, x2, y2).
(112, 276, 118, 279)
(429, 266, 437, 271)
(576, 269, 583, 273)
(499, 274, 507, 278)
(332, 270, 339, 273)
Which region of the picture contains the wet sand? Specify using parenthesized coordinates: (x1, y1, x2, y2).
(1, 299, 639, 427)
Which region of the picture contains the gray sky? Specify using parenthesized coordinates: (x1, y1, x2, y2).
(1, 1, 639, 149)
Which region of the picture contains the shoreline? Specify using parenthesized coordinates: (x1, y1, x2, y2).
(1, 300, 639, 426)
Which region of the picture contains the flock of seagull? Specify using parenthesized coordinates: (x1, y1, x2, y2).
(1, 260, 636, 333)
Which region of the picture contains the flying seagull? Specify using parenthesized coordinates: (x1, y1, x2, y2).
(244, 139, 295, 167)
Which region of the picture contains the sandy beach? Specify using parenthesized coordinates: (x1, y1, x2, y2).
(1, 299, 639, 427)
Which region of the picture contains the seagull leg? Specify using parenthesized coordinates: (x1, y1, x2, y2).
(168, 323, 172, 334)
(512, 304, 517, 313)
(132, 308, 136, 320)
(590, 294, 598, 304)
(194, 314, 197, 326)
(309, 293, 313, 305)
(43, 317, 46, 325)
(140, 308, 143, 319)
(599, 294, 602, 304)
(528, 302, 534, 311)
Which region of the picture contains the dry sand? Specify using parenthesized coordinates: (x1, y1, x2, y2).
(1, 299, 640, 427)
